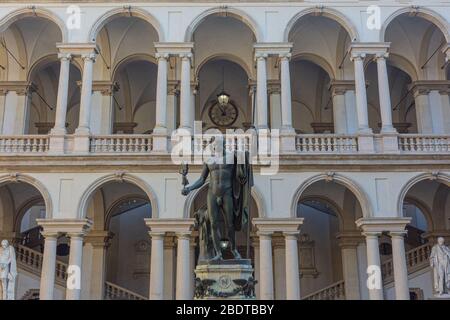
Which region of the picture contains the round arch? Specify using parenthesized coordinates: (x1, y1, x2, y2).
(0, 7, 67, 42)
(195, 54, 253, 80)
(88, 7, 164, 42)
(284, 7, 360, 42)
(292, 53, 336, 80)
(290, 173, 373, 218)
(0, 173, 53, 219)
(404, 196, 433, 232)
(388, 53, 419, 82)
(111, 53, 158, 81)
(183, 181, 267, 219)
(297, 195, 345, 231)
(13, 196, 44, 233)
(77, 173, 159, 220)
(27, 54, 59, 82)
(397, 172, 450, 218)
(380, 7, 450, 42)
(185, 7, 262, 42)
(104, 194, 150, 229)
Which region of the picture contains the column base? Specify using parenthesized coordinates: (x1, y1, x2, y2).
(73, 131, 91, 154)
(381, 133, 399, 154)
(357, 132, 375, 153)
(48, 134, 66, 154)
(152, 132, 168, 153)
(280, 131, 297, 153)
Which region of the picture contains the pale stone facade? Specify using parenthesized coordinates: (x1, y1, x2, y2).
(0, 1, 448, 300)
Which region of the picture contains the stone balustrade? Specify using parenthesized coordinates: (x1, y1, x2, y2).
(104, 281, 147, 300)
(302, 280, 346, 300)
(296, 134, 358, 153)
(381, 243, 431, 283)
(0, 133, 447, 156)
(0, 135, 49, 153)
(398, 135, 450, 153)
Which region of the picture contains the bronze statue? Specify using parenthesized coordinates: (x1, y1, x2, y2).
(182, 143, 253, 262)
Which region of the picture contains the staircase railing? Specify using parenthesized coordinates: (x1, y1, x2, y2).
(302, 280, 345, 300)
(381, 243, 432, 284)
(104, 281, 147, 300)
(15, 244, 67, 286)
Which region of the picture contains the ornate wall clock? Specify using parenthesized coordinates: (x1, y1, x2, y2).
(208, 102, 239, 127)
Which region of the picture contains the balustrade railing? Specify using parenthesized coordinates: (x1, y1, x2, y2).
(381, 243, 431, 283)
(302, 280, 345, 300)
(192, 134, 253, 154)
(296, 135, 358, 153)
(16, 244, 67, 285)
(0, 135, 49, 153)
(90, 135, 153, 153)
(104, 281, 147, 300)
(398, 135, 450, 153)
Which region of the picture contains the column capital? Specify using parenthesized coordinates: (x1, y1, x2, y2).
(253, 42, 293, 58)
(253, 218, 303, 234)
(389, 230, 407, 238)
(175, 232, 191, 240)
(283, 231, 300, 241)
(153, 42, 194, 57)
(329, 80, 355, 96)
(155, 52, 169, 60)
(408, 80, 450, 96)
(257, 230, 273, 240)
(57, 53, 72, 61)
(40, 230, 60, 239)
(267, 80, 281, 94)
(149, 231, 166, 239)
(81, 52, 97, 62)
(336, 231, 365, 248)
(36, 218, 93, 236)
(145, 218, 195, 234)
(56, 42, 98, 57)
(255, 52, 268, 60)
(355, 217, 411, 234)
(92, 81, 119, 96)
(84, 230, 113, 248)
(442, 43, 450, 62)
(349, 42, 390, 60)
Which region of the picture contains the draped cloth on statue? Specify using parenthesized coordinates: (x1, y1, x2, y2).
(233, 151, 254, 232)
(430, 243, 450, 294)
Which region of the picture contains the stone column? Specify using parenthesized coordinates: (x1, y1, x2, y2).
(280, 53, 293, 133)
(410, 83, 432, 133)
(284, 231, 300, 300)
(256, 53, 268, 129)
(83, 231, 112, 300)
(179, 53, 193, 132)
(166, 81, 179, 135)
(89, 82, 117, 135)
(364, 231, 383, 300)
(258, 231, 274, 300)
(375, 54, 395, 133)
(268, 82, 281, 130)
(51, 53, 72, 135)
(154, 53, 169, 134)
(272, 234, 286, 300)
(390, 231, 410, 300)
(330, 84, 348, 134)
(66, 232, 85, 300)
(176, 232, 192, 300)
(76, 53, 96, 135)
(39, 231, 58, 300)
(149, 231, 165, 300)
(351, 53, 371, 134)
(74, 53, 96, 153)
(163, 235, 176, 299)
(337, 233, 362, 300)
(252, 236, 261, 299)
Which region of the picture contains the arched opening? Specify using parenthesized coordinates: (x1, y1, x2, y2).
(94, 15, 160, 134)
(384, 12, 448, 134)
(112, 58, 157, 134)
(191, 13, 256, 131)
(27, 57, 81, 134)
(365, 62, 417, 133)
(197, 58, 250, 131)
(84, 180, 152, 299)
(296, 180, 363, 298)
(288, 14, 353, 134)
(290, 59, 332, 133)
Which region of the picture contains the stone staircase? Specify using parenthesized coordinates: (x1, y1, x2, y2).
(16, 244, 145, 300)
(302, 243, 432, 300)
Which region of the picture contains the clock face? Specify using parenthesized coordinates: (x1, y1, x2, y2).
(209, 102, 238, 127)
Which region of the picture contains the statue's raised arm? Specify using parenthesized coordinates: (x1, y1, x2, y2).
(182, 164, 209, 196)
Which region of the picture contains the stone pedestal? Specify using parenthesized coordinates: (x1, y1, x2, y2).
(194, 260, 255, 300)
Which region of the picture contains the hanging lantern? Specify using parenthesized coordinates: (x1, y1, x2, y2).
(217, 91, 230, 107)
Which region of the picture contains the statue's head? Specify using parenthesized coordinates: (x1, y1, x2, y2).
(437, 237, 445, 245)
(1, 240, 8, 249)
